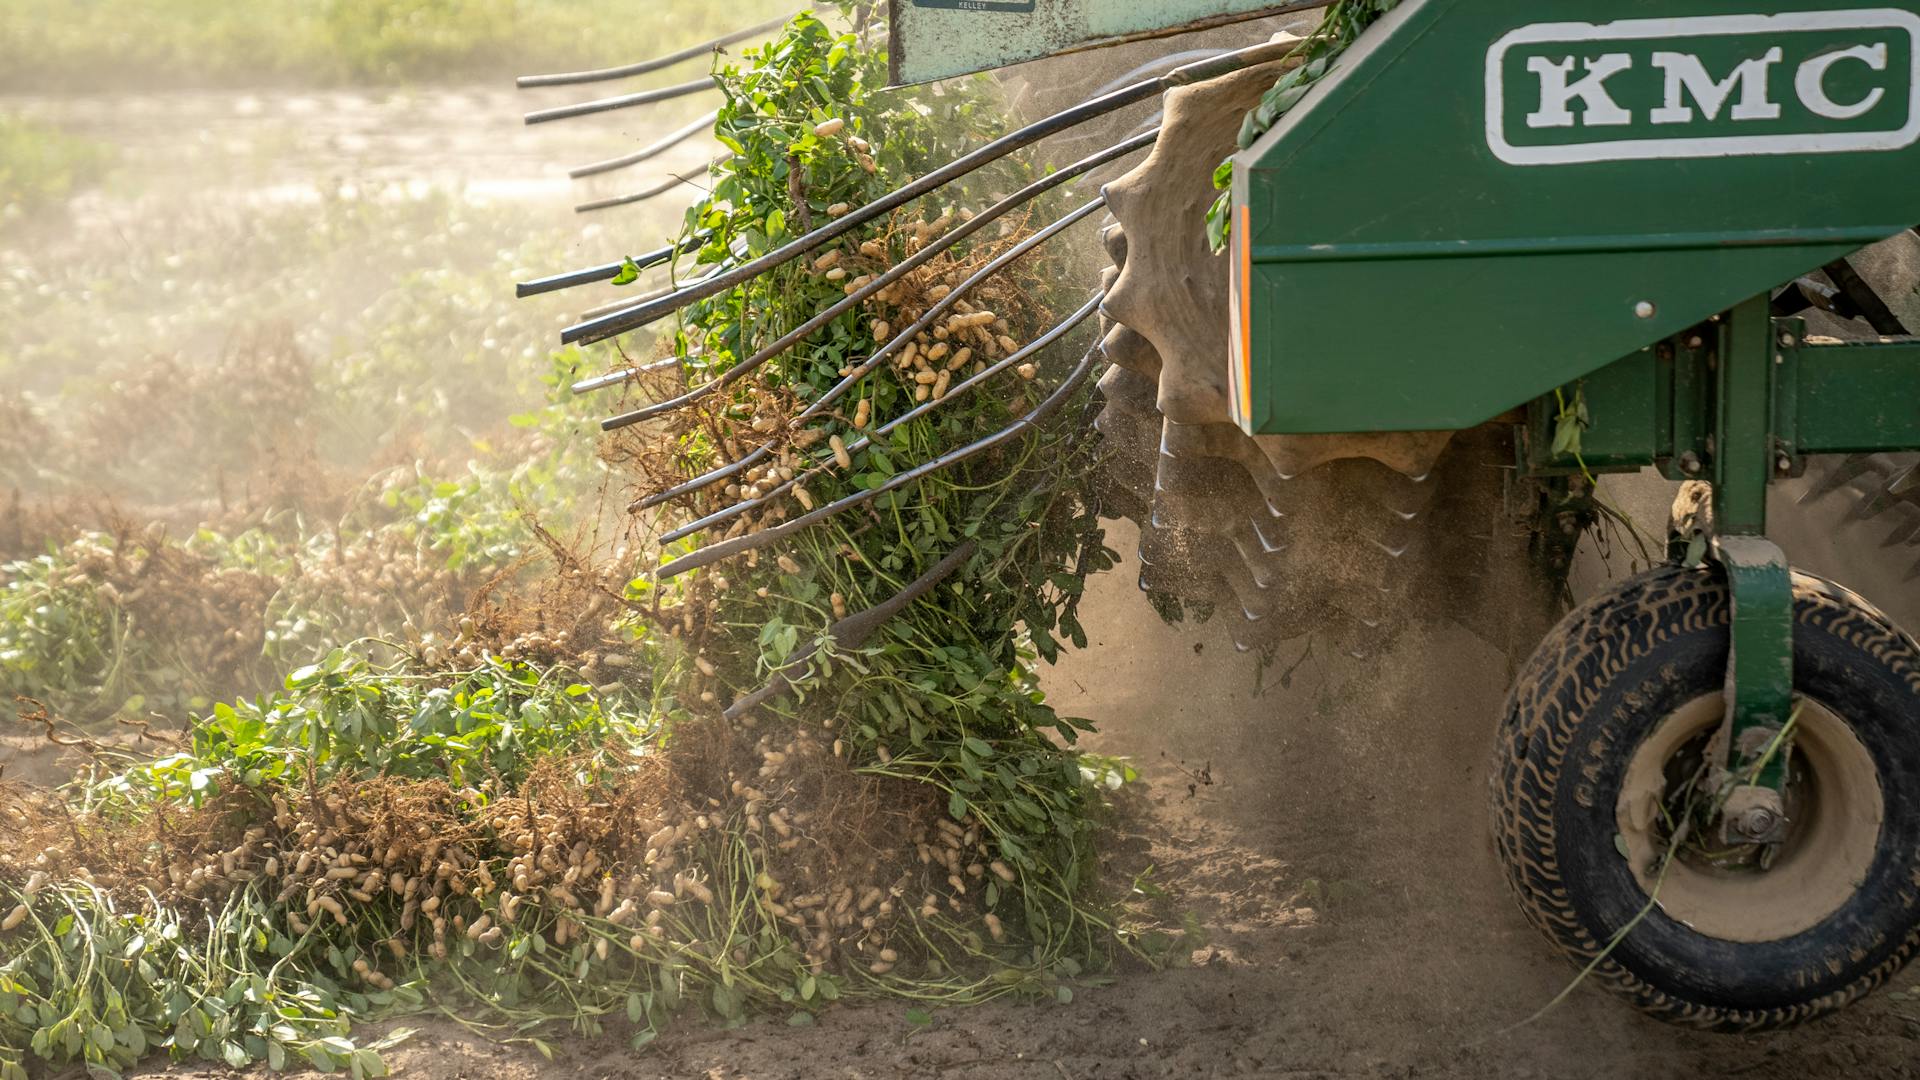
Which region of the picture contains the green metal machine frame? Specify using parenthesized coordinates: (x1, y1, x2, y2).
(1222, 0, 1920, 823)
(885, 0, 1317, 85)
(1228, 1, 1920, 435)
(893, 0, 1920, 827)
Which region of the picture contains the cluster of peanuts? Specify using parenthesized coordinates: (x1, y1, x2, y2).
(285, 530, 466, 637)
(2, 869, 57, 931)
(0, 723, 1021, 988)
(245, 786, 711, 991)
(44, 530, 280, 681)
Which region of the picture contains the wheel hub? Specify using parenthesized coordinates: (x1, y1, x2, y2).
(1615, 693, 1884, 943)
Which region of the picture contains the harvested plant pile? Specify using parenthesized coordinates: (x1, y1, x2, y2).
(0, 7, 1137, 1076)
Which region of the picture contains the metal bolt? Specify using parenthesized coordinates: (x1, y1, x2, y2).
(1635, 300, 1657, 319)
(1679, 451, 1703, 475)
(1776, 452, 1793, 475)
(1686, 334, 1705, 349)
(1734, 806, 1780, 840)
(1778, 331, 1797, 348)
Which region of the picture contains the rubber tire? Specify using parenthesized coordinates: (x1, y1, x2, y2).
(1490, 563, 1920, 1031)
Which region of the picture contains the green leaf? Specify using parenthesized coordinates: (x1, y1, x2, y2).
(52, 914, 73, 937)
(610, 258, 642, 287)
(947, 791, 968, 820)
(904, 1007, 933, 1027)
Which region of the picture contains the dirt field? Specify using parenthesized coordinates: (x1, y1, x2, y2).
(14, 59, 1920, 1080)
(105, 506, 1910, 1080)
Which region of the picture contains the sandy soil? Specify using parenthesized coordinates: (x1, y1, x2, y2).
(121, 510, 1917, 1080)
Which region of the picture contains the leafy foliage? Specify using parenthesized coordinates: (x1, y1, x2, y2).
(0, 0, 792, 89)
(623, 7, 1116, 947)
(1205, 0, 1403, 251)
(0, 115, 110, 223)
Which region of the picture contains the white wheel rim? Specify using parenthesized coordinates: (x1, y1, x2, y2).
(1614, 694, 1884, 943)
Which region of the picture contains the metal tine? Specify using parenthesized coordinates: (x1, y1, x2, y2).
(560, 38, 1302, 347)
(584, 128, 1156, 424)
(515, 232, 710, 299)
(575, 264, 727, 324)
(1799, 455, 1880, 504)
(571, 109, 720, 179)
(653, 341, 1103, 581)
(659, 290, 1104, 544)
(622, 194, 1107, 511)
(517, 12, 797, 88)
(723, 538, 977, 721)
(572, 356, 684, 395)
(575, 156, 730, 214)
(1092, 50, 1228, 97)
(612, 191, 1107, 439)
(524, 75, 717, 126)
(610, 201, 1092, 506)
(639, 445, 776, 513)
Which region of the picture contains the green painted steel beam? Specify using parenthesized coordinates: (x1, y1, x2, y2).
(884, 0, 1313, 86)
(1230, 0, 1920, 435)
(1713, 297, 1777, 536)
(1527, 331, 1920, 477)
(1787, 337, 1920, 455)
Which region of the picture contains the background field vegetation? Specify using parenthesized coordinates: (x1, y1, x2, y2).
(0, 0, 793, 90)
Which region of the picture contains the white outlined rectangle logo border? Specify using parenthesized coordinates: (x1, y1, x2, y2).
(1486, 9, 1920, 166)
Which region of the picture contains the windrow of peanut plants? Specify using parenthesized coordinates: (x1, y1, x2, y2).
(0, 6, 1149, 1075)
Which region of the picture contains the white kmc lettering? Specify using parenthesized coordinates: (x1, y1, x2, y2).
(1525, 43, 1894, 128)
(1796, 42, 1890, 119)
(1650, 48, 1785, 123)
(1525, 54, 1634, 128)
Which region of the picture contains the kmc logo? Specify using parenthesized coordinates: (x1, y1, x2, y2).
(1486, 10, 1920, 165)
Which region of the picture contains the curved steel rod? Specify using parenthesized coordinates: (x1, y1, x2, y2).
(1089, 49, 1227, 98)
(585, 128, 1154, 426)
(637, 445, 775, 512)
(723, 538, 977, 721)
(570, 110, 719, 178)
(572, 354, 685, 395)
(617, 196, 1102, 511)
(574, 262, 728, 325)
(620, 195, 1106, 516)
(575, 157, 728, 214)
(524, 76, 717, 126)
(514, 231, 710, 299)
(659, 290, 1104, 544)
(560, 37, 1301, 346)
(607, 192, 1105, 435)
(653, 341, 1102, 581)
(517, 13, 796, 88)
